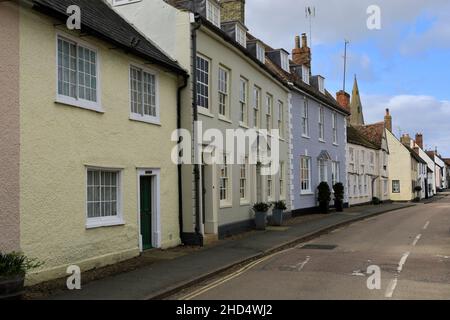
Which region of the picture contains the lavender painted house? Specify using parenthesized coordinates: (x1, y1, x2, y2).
(289, 35, 350, 213)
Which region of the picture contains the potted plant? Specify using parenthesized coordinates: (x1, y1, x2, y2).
(333, 183, 345, 212)
(253, 202, 272, 230)
(372, 197, 381, 205)
(272, 201, 287, 226)
(317, 182, 331, 214)
(0, 252, 42, 300)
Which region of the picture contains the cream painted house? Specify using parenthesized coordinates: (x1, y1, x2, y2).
(0, 0, 186, 284)
(112, 0, 291, 243)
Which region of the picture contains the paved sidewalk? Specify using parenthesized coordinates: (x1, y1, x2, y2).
(48, 202, 414, 300)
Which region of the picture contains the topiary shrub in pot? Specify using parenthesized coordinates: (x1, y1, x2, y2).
(253, 202, 272, 231)
(272, 201, 287, 226)
(414, 186, 423, 200)
(317, 182, 331, 214)
(0, 252, 43, 300)
(333, 183, 345, 212)
(372, 197, 381, 205)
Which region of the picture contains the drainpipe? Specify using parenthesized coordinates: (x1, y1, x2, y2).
(177, 74, 188, 243)
(191, 15, 203, 245)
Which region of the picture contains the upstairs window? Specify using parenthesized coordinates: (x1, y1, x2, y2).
(332, 112, 338, 144)
(130, 65, 159, 123)
(318, 106, 325, 141)
(239, 78, 248, 125)
(196, 55, 210, 109)
(206, 0, 221, 27)
(280, 51, 290, 72)
(265, 94, 273, 131)
(57, 36, 100, 111)
(236, 25, 247, 48)
(278, 101, 284, 139)
(302, 65, 310, 84)
(218, 67, 229, 117)
(253, 86, 261, 128)
(318, 77, 325, 93)
(256, 43, 265, 63)
(302, 98, 309, 137)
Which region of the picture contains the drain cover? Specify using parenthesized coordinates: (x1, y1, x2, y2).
(301, 244, 337, 250)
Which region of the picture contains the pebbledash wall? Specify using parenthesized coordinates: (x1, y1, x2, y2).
(18, 7, 181, 284)
(0, 2, 21, 253)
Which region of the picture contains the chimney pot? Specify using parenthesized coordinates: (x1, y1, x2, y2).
(415, 133, 423, 150)
(295, 35, 301, 49)
(292, 34, 311, 71)
(301, 33, 307, 48)
(384, 108, 392, 132)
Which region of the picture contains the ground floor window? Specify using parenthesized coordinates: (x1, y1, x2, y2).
(86, 169, 121, 227)
(300, 157, 311, 193)
(331, 161, 340, 186)
(318, 159, 328, 183)
(267, 162, 273, 200)
(279, 162, 285, 199)
(392, 180, 401, 193)
(220, 155, 232, 205)
(240, 158, 249, 202)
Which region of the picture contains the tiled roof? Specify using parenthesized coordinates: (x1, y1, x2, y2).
(444, 159, 450, 166)
(347, 126, 379, 150)
(32, 0, 186, 75)
(425, 151, 436, 160)
(354, 122, 385, 148)
(406, 146, 427, 164)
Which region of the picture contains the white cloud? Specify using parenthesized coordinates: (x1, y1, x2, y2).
(362, 94, 450, 155)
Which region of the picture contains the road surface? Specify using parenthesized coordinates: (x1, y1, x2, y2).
(175, 194, 450, 300)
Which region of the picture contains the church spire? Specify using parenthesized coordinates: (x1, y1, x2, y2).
(349, 75, 365, 126)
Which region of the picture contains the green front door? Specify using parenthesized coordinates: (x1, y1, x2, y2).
(140, 176, 153, 250)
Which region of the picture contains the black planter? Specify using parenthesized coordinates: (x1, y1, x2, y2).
(318, 202, 330, 214)
(255, 211, 268, 230)
(0, 275, 25, 300)
(334, 199, 344, 212)
(272, 209, 284, 226)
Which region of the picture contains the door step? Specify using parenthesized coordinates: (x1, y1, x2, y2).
(203, 233, 219, 246)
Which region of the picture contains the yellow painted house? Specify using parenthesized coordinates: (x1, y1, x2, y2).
(0, 0, 187, 284)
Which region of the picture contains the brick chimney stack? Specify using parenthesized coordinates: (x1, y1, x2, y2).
(415, 133, 423, 150)
(292, 33, 311, 71)
(336, 91, 350, 112)
(384, 108, 392, 132)
(221, 0, 246, 25)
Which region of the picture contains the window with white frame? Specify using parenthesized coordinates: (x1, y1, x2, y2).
(354, 176, 358, 195)
(359, 174, 363, 194)
(206, 0, 221, 27)
(302, 98, 309, 136)
(392, 180, 400, 193)
(318, 106, 325, 141)
(332, 112, 338, 144)
(332, 161, 340, 186)
(235, 25, 247, 48)
(302, 65, 310, 84)
(360, 150, 365, 174)
(57, 36, 99, 110)
(318, 77, 325, 93)
(349, 147, 355, 172)
(239, 78, 248, 124)
(253, 86, 261, 128)
(267, 162, 273, 200)
(384, 180, 388, 195)
(256, 43, 265, 63)
(370, 152, 375, 171)
(218, 67, 229, 117)
(364, 175, 368, 195)
(348, 175, 353, 197)
(280, 162, 285, 199)
(220, 155, 231, 204)
(266, 94, 273, 131)
(86, 169, 121, 227)
(240, 157, 249, 202)
(318, 159, 328, 183)
(130, 66, 158, 122)
(196, 55, 210, 109)
(280, 51, 290, 72)
(300, 156, 311, 193)
(278, 101, 284, 138)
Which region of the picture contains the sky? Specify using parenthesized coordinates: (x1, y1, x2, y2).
(246, 0, 450, 157)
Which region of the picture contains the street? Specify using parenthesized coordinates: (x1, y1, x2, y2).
(175, 193, 450, 300)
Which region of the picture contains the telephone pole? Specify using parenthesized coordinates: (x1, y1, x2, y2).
(343, 39, 350, 92)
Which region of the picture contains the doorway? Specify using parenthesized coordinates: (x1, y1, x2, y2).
(140, 175, 153, 250)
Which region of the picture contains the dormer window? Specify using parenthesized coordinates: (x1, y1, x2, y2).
(206, 0, 221, 27)
(302, 65, 310, 84)
(318, 76, 325, 93)
(256, 43, 265, 63)
(280, 51, 289, 72)
(235, 24, 247, 48)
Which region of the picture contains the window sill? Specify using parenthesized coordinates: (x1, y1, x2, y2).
(240, 201, 251, 206)
(218, 115, 232, 124)
(220, 203, 233, 209)
(129, 114, 161, 126)
(333, 143, 339, 147)
(86, 218, 125, 230)
(198, 107, 214, 118)
(56, 96, 103, 113)
(319, 139, 326, 143)
(300, 192, 314, 196)
(239, 122, 250, 129)
(302, 135, 310, 139)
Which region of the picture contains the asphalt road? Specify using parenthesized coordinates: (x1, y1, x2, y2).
(176, 193, 450, 300)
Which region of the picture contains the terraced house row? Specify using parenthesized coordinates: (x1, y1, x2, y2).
(0, 0, 448, 285)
